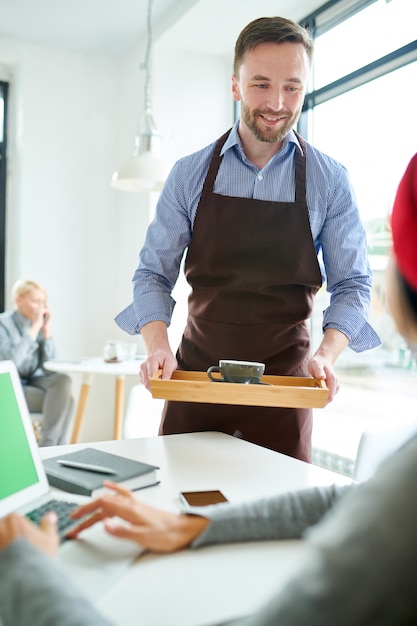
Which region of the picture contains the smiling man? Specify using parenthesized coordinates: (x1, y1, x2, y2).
(116, 16, 380, 462)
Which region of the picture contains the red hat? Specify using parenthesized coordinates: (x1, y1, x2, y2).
(391, 154, 417, 292)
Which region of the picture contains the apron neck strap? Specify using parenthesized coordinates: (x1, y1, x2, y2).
(201, 129, 231, 194)
(293, 131, 307, 204)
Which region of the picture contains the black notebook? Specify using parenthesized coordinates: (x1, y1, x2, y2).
(43, 447, 160, 496)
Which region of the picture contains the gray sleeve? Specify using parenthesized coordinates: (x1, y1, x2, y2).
(191, 484, 351, 548)
(0, 319, 39, 375)
(0, 539, 112, 626)
(40, 336, 56, 363)
(227, 435, 417, 626)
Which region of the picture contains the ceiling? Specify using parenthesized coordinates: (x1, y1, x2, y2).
(0, 0, 190, 56)
(0, 0, 324, 58)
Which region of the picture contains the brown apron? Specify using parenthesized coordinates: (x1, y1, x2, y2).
(160, 130, 322, 462)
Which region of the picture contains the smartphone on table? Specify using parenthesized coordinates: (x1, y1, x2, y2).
(179, 490, 228, 508)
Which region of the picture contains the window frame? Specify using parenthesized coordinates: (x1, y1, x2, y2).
(0, 81, 8, 313)
(298, 0, 417, 136)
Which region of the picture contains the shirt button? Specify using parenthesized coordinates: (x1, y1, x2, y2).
(257, 174, 263, 181)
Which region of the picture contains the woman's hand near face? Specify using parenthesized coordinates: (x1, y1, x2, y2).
(41, 307, 52, 339)
(27, 310, 45, 339)
(67, 481, 209, 552)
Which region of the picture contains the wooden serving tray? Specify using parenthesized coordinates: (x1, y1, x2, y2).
(150, 370, 328, 408)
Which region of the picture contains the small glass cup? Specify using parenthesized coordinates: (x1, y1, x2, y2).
(103, 340, 123, 363)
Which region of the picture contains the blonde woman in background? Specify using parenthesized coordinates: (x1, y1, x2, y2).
(0, 279, 73, 446)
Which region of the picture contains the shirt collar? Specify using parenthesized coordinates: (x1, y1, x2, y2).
(220, 120, 304, 160)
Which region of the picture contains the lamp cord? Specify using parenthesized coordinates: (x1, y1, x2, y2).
(142, 0, 153, 112)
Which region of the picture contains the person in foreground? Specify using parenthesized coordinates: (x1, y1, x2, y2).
(115, 16, 380, 462)
(0, 279, 74, 446)
(0, 155, 416, 625)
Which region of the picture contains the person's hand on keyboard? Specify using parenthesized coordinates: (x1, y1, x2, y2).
(67, 480, 209, 552)
(0, 510, 59, 556)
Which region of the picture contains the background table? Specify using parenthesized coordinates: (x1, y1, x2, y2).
(41, 432, 352, 626)
(44, 357, 145, 443)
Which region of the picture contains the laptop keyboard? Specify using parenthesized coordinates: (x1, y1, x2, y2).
(26, 499, 83, 541)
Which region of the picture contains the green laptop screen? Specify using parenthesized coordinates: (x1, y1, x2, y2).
(0, 372, 39, 498)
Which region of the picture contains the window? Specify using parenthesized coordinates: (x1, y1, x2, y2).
(313, 0, 416, 89)
(301, 0, 417, 370)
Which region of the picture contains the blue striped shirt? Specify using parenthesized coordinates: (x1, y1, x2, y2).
(116, 121, 380, 352)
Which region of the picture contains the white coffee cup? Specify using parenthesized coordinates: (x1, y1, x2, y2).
(207, 359, 265, 384)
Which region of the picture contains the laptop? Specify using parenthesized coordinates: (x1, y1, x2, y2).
(0, 360, 143, 601)
(0, 359, 73, 520)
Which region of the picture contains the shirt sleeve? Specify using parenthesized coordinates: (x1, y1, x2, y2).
(225, 436, 417, 626)
(311, 157, 380, 352)
(0, 319, 39, 377)
(191, 484, 351, 548)
(0, 539, 112, 626)
(115, 150, 209, 335)
(41, 337, 56, 363)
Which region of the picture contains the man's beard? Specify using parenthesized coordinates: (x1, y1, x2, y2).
(241, 103, 301, 144)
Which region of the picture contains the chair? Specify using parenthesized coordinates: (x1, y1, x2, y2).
(353, 419, 417, 482)
(30, 412, 43, 443)
(23, 386, 44, 444)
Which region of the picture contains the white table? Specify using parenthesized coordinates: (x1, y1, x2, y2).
(44, 357, 144, 443)
(41, 432, 352, 626)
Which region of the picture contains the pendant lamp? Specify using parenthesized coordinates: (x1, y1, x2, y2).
(111, 0, 169, 192)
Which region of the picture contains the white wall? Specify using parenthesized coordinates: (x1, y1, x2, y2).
(0, 38, 141, 352)
(0, 30, 232, 441)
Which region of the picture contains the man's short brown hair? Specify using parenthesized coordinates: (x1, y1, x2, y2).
(234, 16, 314, 77)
